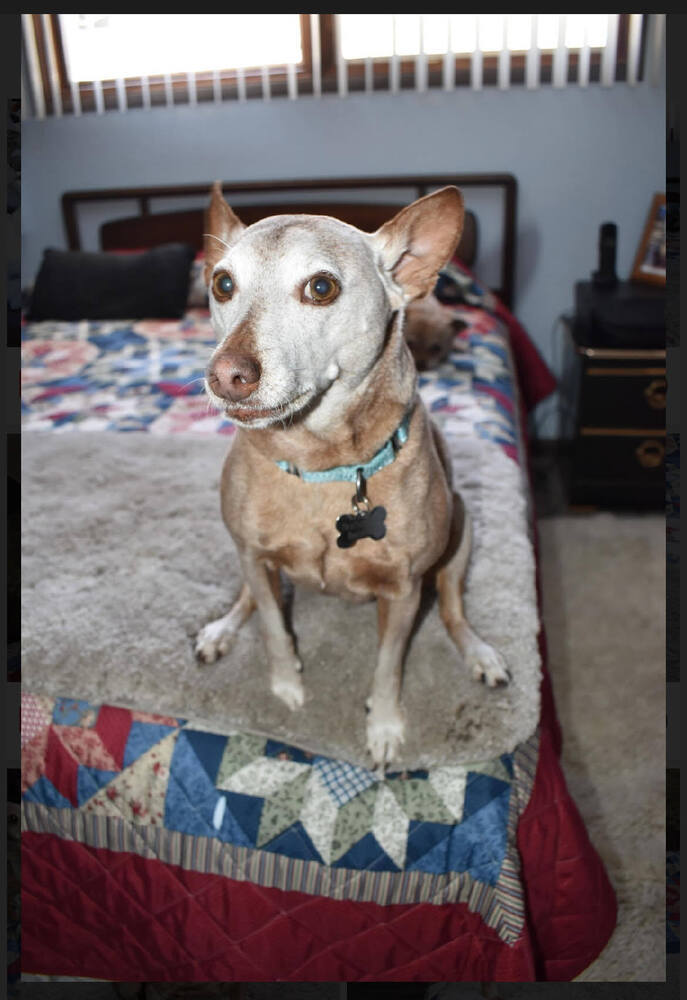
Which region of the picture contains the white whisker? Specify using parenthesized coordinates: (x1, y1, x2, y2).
(203, 233, 233, 252)
(180, 376, 207, 391)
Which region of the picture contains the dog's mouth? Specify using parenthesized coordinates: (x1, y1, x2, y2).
(225, 389, 315, 427)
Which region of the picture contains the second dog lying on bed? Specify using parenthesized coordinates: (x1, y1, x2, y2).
(196, 183, 509, 769)
(404, 292, 468, 370)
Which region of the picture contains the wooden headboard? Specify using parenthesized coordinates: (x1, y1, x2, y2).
(61, 174, 517, 307)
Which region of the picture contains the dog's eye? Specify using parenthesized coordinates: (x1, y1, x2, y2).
(430, 343, 442, 354)
(304, 273, 340, 305)
(212, 270, 235, 302)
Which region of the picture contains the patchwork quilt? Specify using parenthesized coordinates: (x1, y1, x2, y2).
(20, 320, 522, 466)
(20, 265, 616, 982)
(22, 693, 539, 978)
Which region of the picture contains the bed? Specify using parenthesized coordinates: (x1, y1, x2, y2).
(20, 174, 616, 984)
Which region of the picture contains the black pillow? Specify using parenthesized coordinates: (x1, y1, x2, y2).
(28, 243, 196, 321)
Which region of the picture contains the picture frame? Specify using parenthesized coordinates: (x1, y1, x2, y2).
(630, 192, 666, 286)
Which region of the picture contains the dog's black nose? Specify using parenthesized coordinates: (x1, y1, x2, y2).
(209, 352, 261, 402)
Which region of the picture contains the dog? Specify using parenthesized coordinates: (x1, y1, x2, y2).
(404, 292, 468, 370)
(196, 183, 509, 769)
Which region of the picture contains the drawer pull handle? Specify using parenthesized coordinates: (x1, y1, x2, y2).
(635, 440, 664, 468)
(644, 378, 667, 409)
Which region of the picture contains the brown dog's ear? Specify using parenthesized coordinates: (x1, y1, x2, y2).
(372, 187, 464, 303)
(203, 182, 245, 285)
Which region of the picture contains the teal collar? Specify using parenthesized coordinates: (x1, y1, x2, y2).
(275, 408, 412, 484)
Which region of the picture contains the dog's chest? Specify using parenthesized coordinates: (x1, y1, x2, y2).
(223, 467, 414, 600)
(221, 421, 450, 601)
(258, 514, 414, 602)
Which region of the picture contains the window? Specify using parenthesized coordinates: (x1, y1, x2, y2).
(333, 14, 641, 91)
(24, 13, 314, 114)
(22, 14, 656, 118)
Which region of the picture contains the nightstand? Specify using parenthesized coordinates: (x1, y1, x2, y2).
(568, 281, 666, 509)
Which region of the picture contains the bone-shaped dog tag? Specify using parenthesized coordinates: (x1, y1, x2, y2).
(336, 506, 387, 548)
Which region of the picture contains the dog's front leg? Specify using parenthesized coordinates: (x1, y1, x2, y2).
(366, 581, 422, 770)
(196, 582, 256, 663)
(437, 495, 510, 687)
(239, 551, 305, 711)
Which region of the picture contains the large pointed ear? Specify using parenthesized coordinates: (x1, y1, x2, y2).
(372, 187, 464, 304)
(203, 181, 245, 285)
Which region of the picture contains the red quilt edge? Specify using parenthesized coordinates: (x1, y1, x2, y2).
(516, 709, 618, 982)
(21, 833, 537, 982)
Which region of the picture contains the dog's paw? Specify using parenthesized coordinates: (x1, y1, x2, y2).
(195, 618, 237, 664)
(366, 705, 405, 771)
(271, 663, 305, 711)
(467, 641, 510, 688)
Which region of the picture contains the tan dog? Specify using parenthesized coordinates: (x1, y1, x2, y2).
(404, 292, 467, 370)
(196, 183, 509, 769)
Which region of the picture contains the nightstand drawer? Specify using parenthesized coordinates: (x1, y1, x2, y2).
(570, 430, 665, 508)
(577, 367, 666, 429)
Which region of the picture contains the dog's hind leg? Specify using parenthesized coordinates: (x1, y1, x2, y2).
(196, 581, 256, 664)
(436, 493, 510, 687)
(367, 579, 423, 769)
